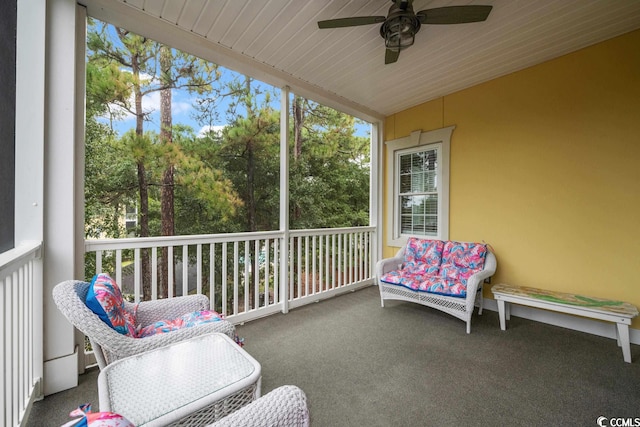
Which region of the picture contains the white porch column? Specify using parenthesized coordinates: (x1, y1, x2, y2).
(15, 0, 47, 400)
(41, 0, 86, 395)
(370, 121, 383, 266)
(279, 87, 290, 314)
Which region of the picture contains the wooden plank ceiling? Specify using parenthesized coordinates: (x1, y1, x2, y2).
(82, 0, 640, 120)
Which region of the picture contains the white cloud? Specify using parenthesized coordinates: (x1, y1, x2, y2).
(108, 91, 192, 124)
(197, 125, 226, 138)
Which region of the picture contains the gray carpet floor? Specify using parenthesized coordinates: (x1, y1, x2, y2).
(28, 285, 640, 426)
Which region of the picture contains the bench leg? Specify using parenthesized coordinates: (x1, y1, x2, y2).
(616, 323, 632, 363)
(497, 300, 507, 330)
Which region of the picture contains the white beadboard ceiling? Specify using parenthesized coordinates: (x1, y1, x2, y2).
(81, 0, 640, 122)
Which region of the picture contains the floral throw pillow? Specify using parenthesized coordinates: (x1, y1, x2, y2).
(402, 238, 444, 274)
(439, 241, 487, 284)
(85, 273, 137, 337)
(61, 403, 134, 427)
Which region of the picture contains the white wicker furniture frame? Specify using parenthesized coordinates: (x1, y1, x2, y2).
(98, 333, 261, 426)
(207, 385, 310, 427)
(376, 241, 497, 333)
(52, 280, 237, 369)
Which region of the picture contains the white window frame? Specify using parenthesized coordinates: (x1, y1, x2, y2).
(385, 126, 453, 247)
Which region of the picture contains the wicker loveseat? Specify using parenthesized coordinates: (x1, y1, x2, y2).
(376, 238, 497, 333)
(53, 280, 237, 369)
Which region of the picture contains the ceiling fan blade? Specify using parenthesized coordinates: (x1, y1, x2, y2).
(318, 16, 386, 29)
(416, 5, 492, 25)
(385, 49, 400, 65)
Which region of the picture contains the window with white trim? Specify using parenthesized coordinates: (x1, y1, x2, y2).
(385, 126, 453, 247)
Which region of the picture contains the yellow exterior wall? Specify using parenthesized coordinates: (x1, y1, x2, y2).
(383, 29, 640, 328)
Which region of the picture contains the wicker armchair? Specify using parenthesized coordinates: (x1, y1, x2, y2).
(52, 280, 237, 370)
(208, 385, 310, 427)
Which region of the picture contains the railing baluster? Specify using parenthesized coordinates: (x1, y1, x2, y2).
(151, 247, 158, 300)
(197, 244, 203, 295)
(210, 243, 215, 311)
(289, 236, 294, 300)
(304, 236, 309, 297)
(222, 242, 228, 317)
(253, 239, 260, 309)
(325, 235, 330, 291)
(294, 237, 302, 298)
(312, 236, 317, 295)
(182, 245, 188, 297)
(134, 248, 141, 303)
(2, 277, 10, 427)
(233, 241, 239, 315)
(95, 250, 102, 275)
(273, 239, 279, 304)
(17, 269, 24, 418)
(331, 234, 336, 290)
(355, 232, 361, 283)
(264, 239, 270, 307)
(243, 240, 249, 312)
(11, 272, 19, 426)
(115, 249, 122, 287)
(168, 246, 174, 299)
(349, 233, 354, 284)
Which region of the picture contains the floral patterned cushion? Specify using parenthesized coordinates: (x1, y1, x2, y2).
(62, 403, 134, 427)
(381, 240, 487, 298)
(439, 241, 487, 285)
(419, 277, 468, 297)
(85, 273, 137, 337)
(380, 270, 433, 290)
(402, 238, 445, 274)
(137, 310, 224, 338)
(380, 238, 444, 289)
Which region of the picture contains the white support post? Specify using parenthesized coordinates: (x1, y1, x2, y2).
(370, 121, 382, 272)
(41, 0, 87, 395)
(279, 87, 290, 314)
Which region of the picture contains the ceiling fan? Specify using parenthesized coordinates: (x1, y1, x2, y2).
(317, 1, 492, 64)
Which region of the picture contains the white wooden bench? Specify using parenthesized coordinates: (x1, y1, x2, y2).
(491, 284, 639, 363)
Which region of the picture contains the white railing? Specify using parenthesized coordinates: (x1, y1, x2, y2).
(287, 227, 375, 310)
(0, 241, 43, 427)
(84, 227, 376, 325)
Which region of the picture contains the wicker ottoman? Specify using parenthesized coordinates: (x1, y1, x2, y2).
(98, 333, 261, 426)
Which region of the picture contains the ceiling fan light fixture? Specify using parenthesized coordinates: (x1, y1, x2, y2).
(380, 15, 420, 52)
(318, 2, 493, 65)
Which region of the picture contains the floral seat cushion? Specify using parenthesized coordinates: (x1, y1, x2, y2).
(85, 273, 137, 337)
(418, 277, 469, 297)
(137, 310, 225, 338)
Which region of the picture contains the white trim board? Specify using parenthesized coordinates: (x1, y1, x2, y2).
(482, 298, 640, 346)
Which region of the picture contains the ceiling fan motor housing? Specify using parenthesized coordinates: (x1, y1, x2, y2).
(380, 1, 421, 52)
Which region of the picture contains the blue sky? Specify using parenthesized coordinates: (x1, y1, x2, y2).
(93, 21, 370, 139)
(103, 67, 279, 138)
(103, 79, 370, 139)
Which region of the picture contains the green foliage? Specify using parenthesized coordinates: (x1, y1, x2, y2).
(85, 20, 370, 243)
